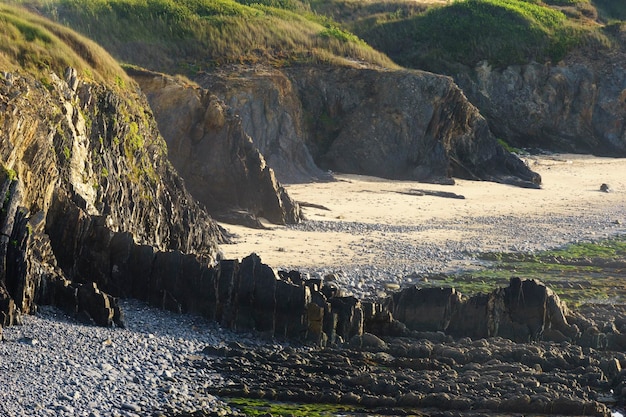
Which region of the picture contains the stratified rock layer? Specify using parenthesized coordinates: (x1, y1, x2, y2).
(0, 69, 225, 327)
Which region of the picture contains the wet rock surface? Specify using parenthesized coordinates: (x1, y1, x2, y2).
(200, 332, 620, 416)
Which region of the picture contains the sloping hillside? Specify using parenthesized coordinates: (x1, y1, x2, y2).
(335, 0, 613, 72)
(315, 0, 626, 155)
(14, 0, 397, 73)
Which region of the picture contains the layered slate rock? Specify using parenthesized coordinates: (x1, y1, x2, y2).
(386, 277, 577, 343)
(129, 69, 302, 227)
(0, 65, 225, 328)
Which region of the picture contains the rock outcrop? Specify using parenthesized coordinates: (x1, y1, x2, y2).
(455, 53, 626, 155)
(195, 67, 328, 184)
(387, 278, 576, 343)
(129, 69, 303, 226)
(198, 65, 541, 188)
(288, 66, 541, 187)
(0, 66, 225, 327)
(203, 337, 614, 417)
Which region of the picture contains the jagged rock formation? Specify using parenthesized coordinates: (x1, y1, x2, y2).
(129, 69, 303, 226)
(388, 278, 576, 343)
(288, 66, 541, 186)
(0, 68, 225, 327)
(195, 67, 328, 184)
(455, 52, 626, 155)
(197, 66, 541, 188)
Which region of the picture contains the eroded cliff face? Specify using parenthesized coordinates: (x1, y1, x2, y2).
(195, 65, 541, 188)
(195, 68, 327, 184)
(288, 66, 540, 187)
(129, 69, 302, 226)
(0, 68, 225, 326)
(455, 54, 626, 155)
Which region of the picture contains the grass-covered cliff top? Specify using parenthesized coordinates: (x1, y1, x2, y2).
(339, 0, 621, 72)
(309, 0, 624, 72)
(8, 0, 397, 74)
(3, 0, 624, 79)
(0, 3, 130, 85)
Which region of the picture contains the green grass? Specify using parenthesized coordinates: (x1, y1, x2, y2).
(346, 0, 612, 72)
(424, 236, 626, 308)
(0, 3, 130, 86)
(0, 3, 175, 204)
(11, 0, 398, 74)
(227, 398, 357, 416)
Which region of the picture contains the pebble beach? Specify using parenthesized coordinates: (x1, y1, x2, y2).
(0, 300, 265, 416)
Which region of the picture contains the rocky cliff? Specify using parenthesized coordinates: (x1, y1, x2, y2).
(195, 67, 328, 184)
(129, 69, 302, 226)
(195, 65, 541, 188)
(455, 49, 626, 155)
(0, 66, 226, 326)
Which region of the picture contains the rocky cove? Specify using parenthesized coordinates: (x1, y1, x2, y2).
(1, 5, 626, 416)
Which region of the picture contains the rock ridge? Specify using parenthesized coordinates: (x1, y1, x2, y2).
(455, 54, 626, 156)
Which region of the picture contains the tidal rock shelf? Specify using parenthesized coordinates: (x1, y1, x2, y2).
(204, 334, 620, 416)
(4, 249, 626, 416)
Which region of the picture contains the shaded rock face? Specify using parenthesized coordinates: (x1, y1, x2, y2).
(130, 69, 302, 226)
(196, 65, 541, 188)
(195, 68, 327, 184)
(388, 278, 576, 343)
(0, 69, 225, 327)
(287, 66, 541, 187)
(456, 58, 626, 155)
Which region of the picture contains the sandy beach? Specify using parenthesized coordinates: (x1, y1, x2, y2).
(218, 154, 626, 296)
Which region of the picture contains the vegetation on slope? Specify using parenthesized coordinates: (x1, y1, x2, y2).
(0, 4, 178, 222)
(345, 0, 613, 72)
(0, 2, 129, 85)
(11, 0, 397, 74)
